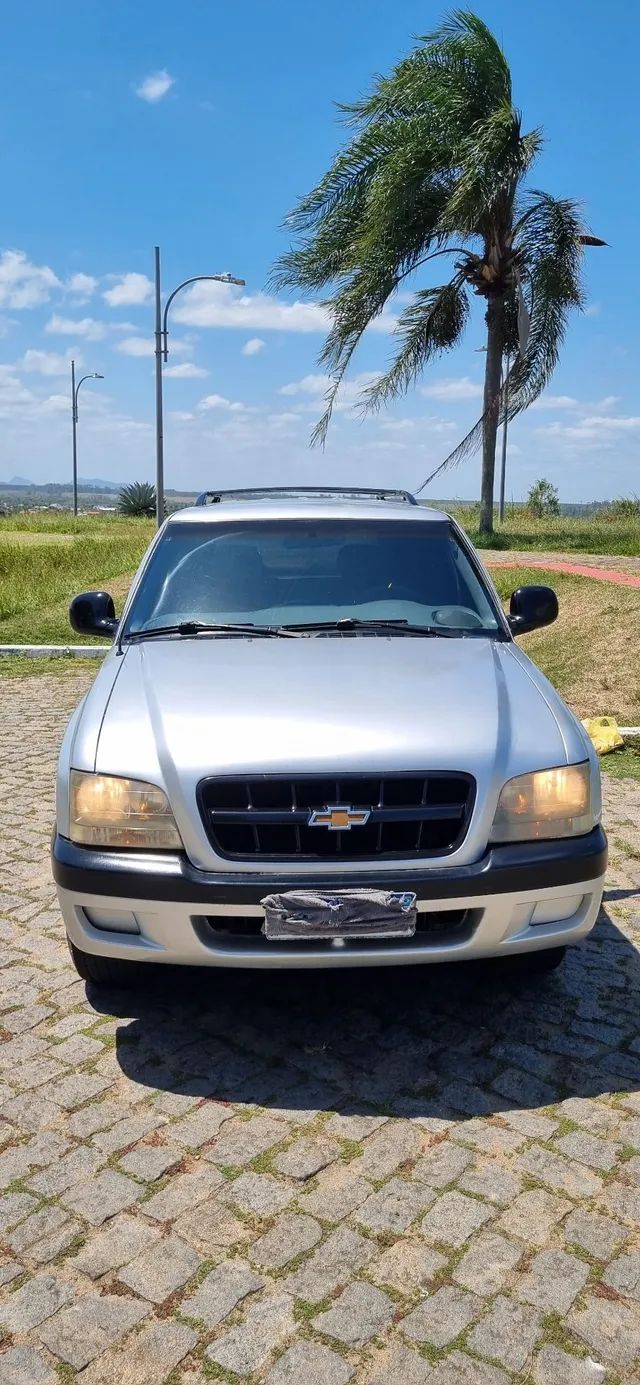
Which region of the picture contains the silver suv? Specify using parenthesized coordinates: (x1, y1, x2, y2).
(53, 487, 606, 986)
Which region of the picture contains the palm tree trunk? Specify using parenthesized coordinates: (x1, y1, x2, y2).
(479, 296, 506, 536)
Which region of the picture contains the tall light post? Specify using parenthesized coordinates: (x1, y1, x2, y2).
(71, 360, 104, 518)
(154, 247, 245, 529)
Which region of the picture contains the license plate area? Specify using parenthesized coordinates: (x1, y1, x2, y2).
(261, 889, 417, 941)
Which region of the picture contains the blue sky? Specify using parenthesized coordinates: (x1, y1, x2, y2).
(0, 0, 638, 501)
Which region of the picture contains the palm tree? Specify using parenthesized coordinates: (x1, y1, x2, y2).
(272, 11, 603, 534)
(117, 481, 157, 518)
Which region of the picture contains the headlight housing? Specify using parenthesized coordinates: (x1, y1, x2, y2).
(490, 762, 594, 843)
(69, 771, 182, 849)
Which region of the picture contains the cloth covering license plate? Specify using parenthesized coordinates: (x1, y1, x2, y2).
(261, 889, 417, 940)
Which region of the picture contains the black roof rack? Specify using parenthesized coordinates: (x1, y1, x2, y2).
(194, 486, 418, 506)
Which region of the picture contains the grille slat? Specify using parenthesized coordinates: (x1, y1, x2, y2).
(198, 773, 474, 861)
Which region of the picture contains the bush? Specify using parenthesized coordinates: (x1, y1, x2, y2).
(117, 481, 157, 518)
(605, 496, 640, 521)
(527, 478, 560, 518)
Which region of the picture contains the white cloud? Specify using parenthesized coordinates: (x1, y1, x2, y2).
(584, 302, 601, 317)
(173, 280, 396, 335)
(242, 337, 265, 357)
(21, 349, 79, 377)
(115, 335, 189, 358)
(103, 273, 153, 307)
(530, 394, 579, 411)
(66, 272, 97, 300)
(421, 376, 482, 401)
(163, 361, 208, 379)
(278, 370, 381, 413)
(198, 393, 250, 414)
(134, 69, 175, 103)
(46, 314, 107, 341)
(0, 250, 60, 309)
(536, 414, 640, 448)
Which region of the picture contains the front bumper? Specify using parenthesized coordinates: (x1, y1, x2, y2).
(52, 827, 607, 969)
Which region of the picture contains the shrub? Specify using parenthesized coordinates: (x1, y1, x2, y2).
(117, 481, 158, 518)
(527, 478, 560, 518)
(605, 496, 640, 521)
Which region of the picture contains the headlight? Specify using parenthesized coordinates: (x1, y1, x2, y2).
(490, 762, 594, 843)
(69, 771, 182, 849)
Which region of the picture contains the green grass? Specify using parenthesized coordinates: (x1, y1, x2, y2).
(448, 503, 640, 557)
(0, 514, 152, 644)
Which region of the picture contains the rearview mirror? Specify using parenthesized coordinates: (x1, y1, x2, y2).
(69, 591, 118, 639)
(508, 584, 558, 636)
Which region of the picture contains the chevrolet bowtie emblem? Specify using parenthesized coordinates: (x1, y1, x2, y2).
(308, 804, 371, 831)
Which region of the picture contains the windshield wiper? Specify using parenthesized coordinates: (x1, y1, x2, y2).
(277, 617, 460, 637)
(125, 621, 300, 642)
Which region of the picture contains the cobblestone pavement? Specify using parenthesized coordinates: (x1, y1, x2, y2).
(1, 673, 640, 1385)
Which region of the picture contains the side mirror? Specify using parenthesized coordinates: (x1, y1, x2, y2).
(69, 591, 118, 639)
(508, 584, 558, 636)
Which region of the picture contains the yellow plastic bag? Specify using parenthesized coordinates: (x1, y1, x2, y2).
(581, 716, 624, 755)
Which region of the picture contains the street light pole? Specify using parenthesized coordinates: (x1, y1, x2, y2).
(71, 360, 104, 518)
(153, 246, 245, 528)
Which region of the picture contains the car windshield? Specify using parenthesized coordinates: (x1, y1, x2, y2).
(123, 519, 502, 637)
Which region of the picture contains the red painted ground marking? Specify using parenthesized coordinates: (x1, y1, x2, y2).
(484, 557, 640, 589)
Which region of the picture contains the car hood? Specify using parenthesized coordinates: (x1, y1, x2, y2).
(85, 635, 589, 870)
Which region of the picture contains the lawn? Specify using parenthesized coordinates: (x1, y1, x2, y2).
(448, 504, 640, 556)
(1, 514, 639, 777)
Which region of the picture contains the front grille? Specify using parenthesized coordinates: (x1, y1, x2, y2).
(194, 907, 479, 951)
(197, 773, 475, 860)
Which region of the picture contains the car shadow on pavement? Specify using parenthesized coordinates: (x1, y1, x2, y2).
(95, 904, 640, 1121)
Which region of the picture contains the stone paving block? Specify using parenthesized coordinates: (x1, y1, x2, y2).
(532, 1345, 606, 1384)
(266, 1339, 353, 1384)
(0, 1190, 38, 1231)
(467, 1294, 542, 1372)
(0, 1091, 59, 1134)
(0, 1274, 76, 1332)
(517, 1145, 604, 1198)
(118, 1232, 200, 1302)
(458, 1161, 522, 1205)
(119, 1140, 182, 1181)
(325, 1112, 387, 1141)
(273, 1135, 341, 1180)
(48, 1033, 104, 1066)
(92, 1111, 163, 1155)
(67, 1100, 124, 1138)
(168, 1100, 235, 1148)
(599, 1179, 640, 1225)
(173, 1197, 252, 1254)
(354, 1121, 424, 1178)
(402, 1284, 481, 1347)
(206, 1292, 295, 1375)
(499, 1109, 559, 1140)
(69, 1211, 161, 1278)
(0, 1346, 57, 1385)
(0, 1258, 23, 1286)
(221, 1170, 295, 1216)
(284, 1226, 374, 1301)
(27, 1145, 103, 1197)
(142, 1165, 224, 1220)
(365, 1343, 433, 1384)
(454, 1118, 526, 1156)
(568, 1292, 640, 1369)
(558, 1096, 623, 1133)
(496, 1188, 571, 1246)
(563, 1206, 630, 1260)
(60, 1168, 144, 1225)
(429, 1350, 511, 1384)
(453, 1230, 522, 1294)
(555, 1129, 621, 1172)
(6, 1204, 79, 1260)
(413, 1140, 473, 1188)
(182, 1260, 264, 1327)
(313, 1281, 393, 1346)
(74, 1319, 197, 1385)
(421, 1190, 493, 1247)
(603, 1249, 640, 1300)
(204, 1113, 289, 1166)
(250, 1212, 322, 1269)
(516, 1248, 589, 1313)
(369, 1239, 447, 1293)
(358, 1177, 436, 1233)
(298, 1165, 372, 1222)
(39, 1293, 148, 1369)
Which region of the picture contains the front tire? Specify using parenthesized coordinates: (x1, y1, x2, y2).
(67, 938, 140, 987)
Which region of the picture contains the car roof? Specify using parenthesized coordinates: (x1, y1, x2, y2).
(168, 488, 451, 527)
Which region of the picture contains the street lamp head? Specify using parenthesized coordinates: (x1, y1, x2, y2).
(91, 373, 104, 379)
(218, 274, 246, 286)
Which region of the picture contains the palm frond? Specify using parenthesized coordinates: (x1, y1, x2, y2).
(362, 278, 469, 411)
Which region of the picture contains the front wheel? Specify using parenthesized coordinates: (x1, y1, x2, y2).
(67, 938, 140, 987)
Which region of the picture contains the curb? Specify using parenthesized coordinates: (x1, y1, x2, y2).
(0, 645, 106, 658)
